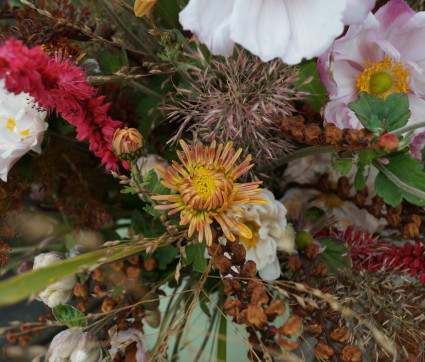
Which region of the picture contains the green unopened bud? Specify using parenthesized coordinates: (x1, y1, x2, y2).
(295, 231, 314, 250)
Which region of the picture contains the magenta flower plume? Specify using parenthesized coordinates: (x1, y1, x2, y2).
(0, 39, 123, 171)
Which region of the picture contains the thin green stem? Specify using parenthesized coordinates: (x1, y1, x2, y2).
(372, 159, 425, 200)
(393, 121, 425, 136)
(217, 308, 227, 362)
(258, 146, 338, 172)
(129, 80, 163, 100)
(97, 0, 148, 52)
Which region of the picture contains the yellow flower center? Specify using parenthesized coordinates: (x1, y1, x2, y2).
(192, 166, 217, 202)
(239, 221, 260, 249)
(6, 118, 30, 136)
(356, 55, 409, 99)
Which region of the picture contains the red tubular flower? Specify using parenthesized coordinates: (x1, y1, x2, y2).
(0, 39, 123, 171)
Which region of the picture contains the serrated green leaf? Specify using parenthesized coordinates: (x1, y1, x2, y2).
(319, 237, 351, 273)
(348, 92, 410, 133)
(374, 154, 425, 206)
(333, 158, 352, 174)
(295, 61, 327, 112)
(53, 304, 87, 328)
(157, 245, 178, 270)
(143, 203, 163, 217)
(120, 186, 137, 194)
(183, 243, 207, 272)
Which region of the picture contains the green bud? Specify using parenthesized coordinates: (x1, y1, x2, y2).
(295, 231, 314, 250)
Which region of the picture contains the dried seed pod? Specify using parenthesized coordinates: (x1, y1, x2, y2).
(251, 286, 269, 306)
(410, 214, 422, 227)
(223, 299, 243, 317)
(277, 336, 299, 350)
(305, 323, 322, 338)
(238, 305, 267, 328)
(314, 341, 334, 360)
(281, 316, 303, 337)
(403, 223, 419, 239)
(143, 257, 157, 271)
(341, 345, 362, 362)
(337, 176, 350, 200)
(214, 255, 233, 275)
(305, 244, 319, 260)
(223, 279, 242, 296)
(387, 213, 401, 228)
(330, 326, 350, 343)
(265, 300, 286, 319)
(288, 255, 302, 272)
(310, 261, 327, 276)
(239, 260, 257, 278)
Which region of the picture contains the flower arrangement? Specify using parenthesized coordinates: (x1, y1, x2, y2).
(1, 0, 425, 361)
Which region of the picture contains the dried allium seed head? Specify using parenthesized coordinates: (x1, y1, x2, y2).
(165, 48, 308, 173)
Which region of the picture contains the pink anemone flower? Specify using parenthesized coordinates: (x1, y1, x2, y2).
(179, 0, 375, 65)
(318, 0, 425, 158)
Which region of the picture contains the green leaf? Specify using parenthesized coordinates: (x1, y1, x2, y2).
(99, 51, 121, 74)
(333, 158, 352, 174)
(374, 154, 425, 206)
(200, 298, 212, 318)
(217, 310, 227, 362)
(0, 242, 146, 306)
(348, 92, 410, 133)
(354, 164, 366, 191)
(319, 237, 351, 273)
(182, 243, 207, 273)
(157, 245, 178, 270)
(53, 304, 87, 328)
(295, 61, 327, 112)
(120, 186, 138, 194)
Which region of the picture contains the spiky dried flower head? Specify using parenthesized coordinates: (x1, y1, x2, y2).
(152, 140, 267, 246)
(112, 127, 144, 161)
(165, 47, 309, 173)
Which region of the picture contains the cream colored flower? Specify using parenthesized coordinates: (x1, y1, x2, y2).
(47, 330, 102, 362)
(33, 252, 76, 308)
(0, 81, 47, 182)
(238, 189, 295, 280)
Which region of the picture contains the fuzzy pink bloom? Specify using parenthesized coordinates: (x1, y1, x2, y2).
(0, 39, 123, 171)
(318, 0, 425, 158)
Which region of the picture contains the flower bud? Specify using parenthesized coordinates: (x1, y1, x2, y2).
(47, 330, 102, 362)
(134, 0, 157, 17)
(295, 231, 314, 250)
(112, 127, 144, 161)
(377, 133, 399, 152)
(33, 252, 76, 308)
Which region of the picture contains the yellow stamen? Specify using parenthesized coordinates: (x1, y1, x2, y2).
(192, 166, 217, 202)
(356, 55, 409, 99)
(5, 118, 30, 136)
(239, 221, 261, 249)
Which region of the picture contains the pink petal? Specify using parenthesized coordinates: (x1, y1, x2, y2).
(375, 0, 415, 34)
(324, 94, 363, 130)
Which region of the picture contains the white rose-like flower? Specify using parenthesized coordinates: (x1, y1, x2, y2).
(0, 81, 48, 182)
(48, 330, 102, 362)
(179, 0, 375, 65)
(238, 189, 295, 280)
(33, 252, 76, 308)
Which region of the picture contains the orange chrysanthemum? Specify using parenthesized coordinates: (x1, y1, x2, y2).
(152, 140, 267, 246)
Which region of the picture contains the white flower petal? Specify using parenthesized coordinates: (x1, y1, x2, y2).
(258, 257, 280, 280)
(230, 0, 290, 62)
(342, 0, 375, 25)
(179, 0, 235, 56)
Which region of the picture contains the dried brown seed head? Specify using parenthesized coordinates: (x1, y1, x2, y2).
(281, 316, 303, 337)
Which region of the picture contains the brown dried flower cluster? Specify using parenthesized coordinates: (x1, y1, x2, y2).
(279, 115, 373, 149)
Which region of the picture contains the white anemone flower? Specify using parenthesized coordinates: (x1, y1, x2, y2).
(238, 189, 295, 280)
(179, 0, 375, 65)
(0, 81, 48, 182)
